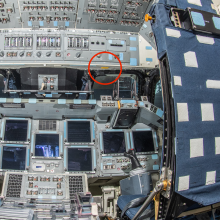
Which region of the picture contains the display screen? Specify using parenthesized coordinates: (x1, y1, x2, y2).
(68, 121, 91, 143)
(132, 131, 155, 153)
(103, 132, 126, 154)
(35, 134, 59, 157)
(68, 148, 92, 171)
(4, 120, 28, 142)
(2, 146, 26, 170)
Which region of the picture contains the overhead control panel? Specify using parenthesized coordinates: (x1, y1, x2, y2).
(20, 0, 78, 29)
(0, 0, 157, 67)
(0, 0, 152, 31)
(76, 0, 153, 32)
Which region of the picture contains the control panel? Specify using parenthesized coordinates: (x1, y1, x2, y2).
(38, 74, 58, 90)
(36, 36, 61, 50)
(0, 113, 161, 176)
(0, 0, 156, 68)
(100, 154, 159, 176)
(0, 0, 162, 218)
(77, 0, 153, 32)
(2, 172, 88, 199)
(20, 0, 78, 28)
(0, 0, 152, 31)
(0, 99, 163, 201)
(96, 122, 160, 177)
(0, 30, 141, 66)
(30, 160, 63, 173)
(4, 36, 33, 50)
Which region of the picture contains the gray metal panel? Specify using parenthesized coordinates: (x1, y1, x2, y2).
(76, 0, 152, 32)
(0, 102, 98, 120)
(0, 207, 34, 219)
(106, 39, 127, 52)
(120, 173, 152, 195)
(137, 101, 164, 130)
(96, 123, 160, 177)
(0, 0, 22, 28)
(0, 30, 141, 67)
(0, 0, 153, 32)
(2, 172, 88, 199)
(139, 21, 156, 50)
(19, 0, 78, 29)
(89, 36, 106, 51)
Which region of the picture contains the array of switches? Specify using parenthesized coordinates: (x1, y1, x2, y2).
(37, 36, 61, 49)
(6, 174, 22, 197)
(28, 16, 70, 21)
(116, 157, 148, 170)
(67, 37, 89, 48)
(26, 176, 63, 196)
(121, 164, 131, 170)
(5, 36, 33, 49)
(120, 20, 140, 26)
(102, 102, 115, 107)
(116, 158, 131, 170)
(69, 176, 84, 199)
(5, 51, 32, 57)
(23, 6, 74, 11)
(21, 0, 77, 23)
(101, 96, 116, 107)
(27, 188, 63, 195)
(27, 176, 63, 182)
(103, 164, 116, 169)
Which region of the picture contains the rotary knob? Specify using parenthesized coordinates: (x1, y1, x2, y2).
(36, 51, 41, 57)
(0, 51, 4, 57)
(76, 52, 81, 58)
(19, 51, 24, 57)
(46, 52, 51, 57)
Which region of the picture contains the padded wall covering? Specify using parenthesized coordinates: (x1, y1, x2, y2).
(151, 1, 220, 205)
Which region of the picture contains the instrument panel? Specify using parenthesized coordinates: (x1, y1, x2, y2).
(0, 0, 158, 68)
(2, 172, 88, 199)
(0, 116, 160, 176)
(0, 0, 152, 31)
(0, 0, 161, 218)
(0, 30, 143, 66)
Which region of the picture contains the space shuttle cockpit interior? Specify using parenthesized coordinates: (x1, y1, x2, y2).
(1, 0, 219, 219)
(0, 0, 165, 219)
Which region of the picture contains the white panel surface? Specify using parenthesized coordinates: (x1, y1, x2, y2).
(201, 103, 215, 121)
(174, 76, 182, 86)
(166, 28, 181, 38)
(184, 51, 198, 68)
(177, 103, 189, 122)
(206, 171, 216, 185)
(190, 138, 204, 158)
(206, 80, 220, 89)
(178, 175, 190, 191)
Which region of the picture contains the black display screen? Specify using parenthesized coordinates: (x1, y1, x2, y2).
(2, 146, 26, 170)
(4, 120, 28, 142)
(68, 148, 92, 171)
(132, 131, 155, 152)
(68, 121, 91, 143)
(35, 134, 59, 157)
(103, 132, 126, 154)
